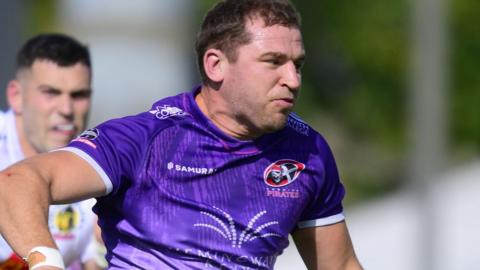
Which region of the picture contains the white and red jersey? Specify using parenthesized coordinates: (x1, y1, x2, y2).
(0, 109, 98, 268)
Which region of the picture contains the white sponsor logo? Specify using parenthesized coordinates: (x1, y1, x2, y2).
(194, 207, 281, 248)
(169, 247, 277, 269)
(149, 105, 187, 120)
(78, 128, 100, 140)
(287, 116, 309, 136)
(167, 162, 216, 175)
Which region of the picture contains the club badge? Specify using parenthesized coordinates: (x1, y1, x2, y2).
(263, 159, 305, 187)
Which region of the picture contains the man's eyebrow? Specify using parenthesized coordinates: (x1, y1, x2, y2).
(259, 52, 287, 59)
(37, 85, 92, 96)
(259, 52, 306, 62)
(71, 89, 92, 98)
(294, 54, 306, 63)
(37, 84, 61, 92)
(71, 88, 92, 94)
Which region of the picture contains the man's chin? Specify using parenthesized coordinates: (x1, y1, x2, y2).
(46, 142, 72, 152)
(263, 117, 289, 134)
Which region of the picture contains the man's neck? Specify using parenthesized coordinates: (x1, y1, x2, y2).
(195, 86, 261, 141)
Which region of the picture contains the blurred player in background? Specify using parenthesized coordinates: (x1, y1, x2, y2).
(0, 33, 105, 270)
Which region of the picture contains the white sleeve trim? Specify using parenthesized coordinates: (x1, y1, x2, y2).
(297, 213, 345, 229)
(55, 147, 113, 196)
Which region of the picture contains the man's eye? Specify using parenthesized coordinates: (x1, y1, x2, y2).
(295, 62, 304, 71)
(71, 91, 92, 100)
(267, 59, 281, 65)
(43, 90, 59, 96)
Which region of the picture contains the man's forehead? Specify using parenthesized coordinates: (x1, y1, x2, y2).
(246, 18, 303, 43)
(17, 59, 91, 89)
(244, 23, 304, 58)
(31, 59, 89, 70)
(18, 59, 83, 76)
(249, 33, 304, 48)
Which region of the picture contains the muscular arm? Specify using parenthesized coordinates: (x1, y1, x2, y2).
(0, 151, 106, 258)
(292, 221, 363, 270)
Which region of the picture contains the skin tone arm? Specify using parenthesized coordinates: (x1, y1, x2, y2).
(292, 221, 363, 270)
(0, 151, 106, 261)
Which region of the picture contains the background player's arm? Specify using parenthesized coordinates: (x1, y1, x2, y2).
(0, 150, 106, 259)
(81, 221, 107, 270)
(292, 221, 363, 270)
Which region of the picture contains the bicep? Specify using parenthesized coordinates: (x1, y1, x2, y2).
(292, 221, 362, 270)
(26, 151, 106, 203)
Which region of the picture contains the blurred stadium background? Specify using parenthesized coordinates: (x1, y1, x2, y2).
(1, 1, 479, 269)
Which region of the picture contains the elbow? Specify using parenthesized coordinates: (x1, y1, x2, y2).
(0, 163, 52, 205)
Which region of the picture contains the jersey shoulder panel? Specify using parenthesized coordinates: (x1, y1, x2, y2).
(284, 112, 328, 153)
(66, 93, 193, 195)
(285, 112, 311, 137)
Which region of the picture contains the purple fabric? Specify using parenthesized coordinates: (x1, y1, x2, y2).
(66, 86, 345, 269)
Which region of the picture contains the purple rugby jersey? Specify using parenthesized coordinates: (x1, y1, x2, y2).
(61, 86, 346, 269)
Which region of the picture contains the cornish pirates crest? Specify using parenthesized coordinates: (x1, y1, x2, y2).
(263, 159, 305, 187)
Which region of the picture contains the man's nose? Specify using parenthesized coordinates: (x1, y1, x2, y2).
(281, 61, 301, 91)
(58, 96, 74, 118)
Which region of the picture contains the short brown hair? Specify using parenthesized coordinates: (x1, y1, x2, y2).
(16, 33, 91, 71)
(195, 0, 301, 83)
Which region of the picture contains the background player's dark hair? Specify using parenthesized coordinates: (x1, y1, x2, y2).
(16, 33, 91, 72)
(195, 0, 301, 84)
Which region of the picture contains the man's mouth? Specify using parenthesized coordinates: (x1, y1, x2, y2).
(273, 98, 295, 108)
(281, 98, 294, 104)
(52, 124, 76, 134)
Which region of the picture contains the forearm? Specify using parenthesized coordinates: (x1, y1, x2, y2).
(0, 161, 57, 257)
(293, 222, 363, 270)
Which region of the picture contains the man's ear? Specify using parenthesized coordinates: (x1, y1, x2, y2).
(6, 80, 23, 114)
(203, 48, 227, 83)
